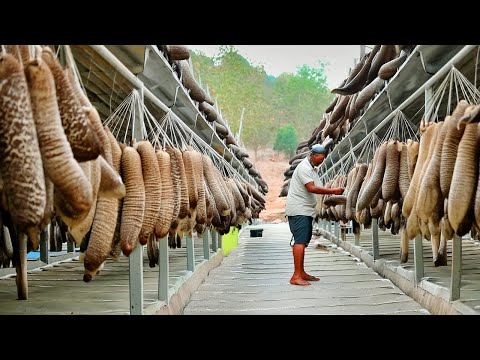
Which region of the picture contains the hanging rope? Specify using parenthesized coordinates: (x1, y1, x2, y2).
(475, 45, 480, 89)
(103, 90, 136, 142)
(424, 66, 480, 127)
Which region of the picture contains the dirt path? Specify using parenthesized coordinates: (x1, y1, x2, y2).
(251, 148, 289, 224)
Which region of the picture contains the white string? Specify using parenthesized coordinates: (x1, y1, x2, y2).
(55, 45, 61, 59)
(453, 67, 480, 104)
(475, 45, 480, 89)
(425, 71, 450, 123)
(447, 68, 454, 116)
(115, 96, 134, 137)
(104, 91, 136, 142)
(104, 91, 134, 128)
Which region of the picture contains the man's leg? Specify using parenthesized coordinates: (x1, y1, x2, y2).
(290, 244, 310, 286)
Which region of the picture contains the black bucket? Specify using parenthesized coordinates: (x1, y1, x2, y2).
(250, 229, 263, 237)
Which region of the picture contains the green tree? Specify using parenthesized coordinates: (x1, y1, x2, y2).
(191, 46, 273, 155)
(274, 124, 298, 157)
(272, 62, 333, 141)
(190, 48, 334, 152)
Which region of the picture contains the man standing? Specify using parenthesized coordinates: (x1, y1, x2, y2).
(285, 144, 343, 286)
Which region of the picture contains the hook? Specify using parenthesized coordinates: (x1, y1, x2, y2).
(167, 85, 181, 108)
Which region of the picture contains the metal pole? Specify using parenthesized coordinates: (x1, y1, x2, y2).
(203, 231, 210, 260)
(129, 80, 145, 315)
(450, 235, 462, 301)
(158, 236, 169, 303)
(218, 232, 222, 249)
(414, 234, 424, 285)
(320, 45, 477, 181)
(354, 230, 360, 246)
(334, 222, 339, 241)
(186, 234, 195, 272)
(129, 245, 144, 315)
(40, 226, 49, 264)
(372, 218, 379, 260)
(211, 231, 218, 252)
(66, 234, 75, 253)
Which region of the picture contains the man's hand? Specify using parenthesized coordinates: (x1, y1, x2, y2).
(331, 187, 344, 195)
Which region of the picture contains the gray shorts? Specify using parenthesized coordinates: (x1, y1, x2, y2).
(288, 215, 313, 247)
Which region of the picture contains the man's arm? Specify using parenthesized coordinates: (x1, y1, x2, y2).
(305, 181, 344, 195)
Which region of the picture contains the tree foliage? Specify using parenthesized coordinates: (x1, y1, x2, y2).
(190, 46, 334, 153)
(274, 124, 298, 157)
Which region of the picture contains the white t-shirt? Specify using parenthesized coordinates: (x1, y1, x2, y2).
(285, 156, 322, 217)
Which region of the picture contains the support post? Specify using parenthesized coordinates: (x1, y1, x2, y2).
(40, 226, 49, 264)
(186, 234, 195, 271)
(158, 236, 169, 303)
(16, 233, 28, 300)
(334, 222, 339, 241)
(66, 234, 75, 253)
(355, 223, 360, 246)
(203, 231, 210, 260)
(414, 234, 424, 285)
(450, 235, 462, 301)
(129, 245, 144, 315)
(211, 231, 218, 252)
(372, 218, 379, 260)
(129, 83, 145, 315)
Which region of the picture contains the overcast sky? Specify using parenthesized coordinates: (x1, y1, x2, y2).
(186, 45, 362, 89)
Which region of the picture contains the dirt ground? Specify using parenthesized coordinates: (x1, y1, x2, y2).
(250, 148, 289, 224)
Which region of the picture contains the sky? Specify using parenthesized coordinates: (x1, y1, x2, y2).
(186, 45, 362, 89)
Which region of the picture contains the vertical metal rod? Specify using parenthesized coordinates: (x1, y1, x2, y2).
(66, 235, 75, 252)
(16, 233, 29, 300)
(186, 235, 195, 271)
(450, 235, 462, 301)
(334, 222, 339, 241)
(217, 232, 222, 249)
(372, 218, 379, 260)
(40, 226, 49, 264)
(129, 82, 144, 315)
(211, 231, 218, 252)
(414, 234, 424, 285)
(203, 231, 210, 260)
(158, 236, 169, 303)
(129, 245, 144, 315)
